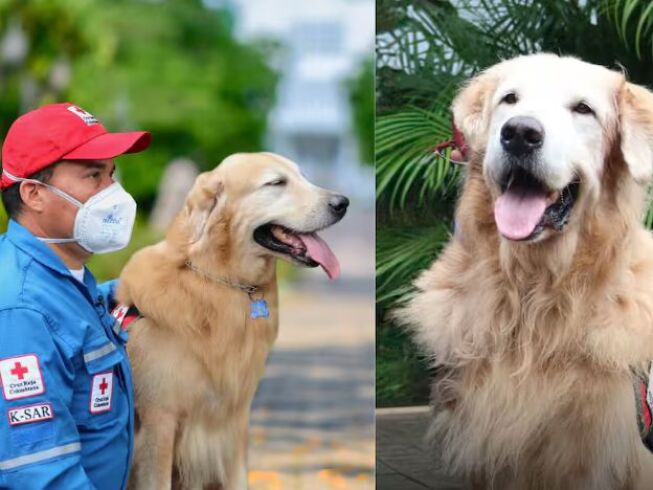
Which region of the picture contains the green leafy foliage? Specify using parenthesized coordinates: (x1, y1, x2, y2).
(376, 108, 460, 211)
(0, 0, 278, 210)
(609, 0, 653, 59)
(376, 322, 432, 407)
(0, 203, 6, 231)
(67, 0, 278, 208)
(376, 223, 449, 309)
(349, 56, 375, 166)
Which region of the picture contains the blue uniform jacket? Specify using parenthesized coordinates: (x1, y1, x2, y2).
(0, 219, 134, 489)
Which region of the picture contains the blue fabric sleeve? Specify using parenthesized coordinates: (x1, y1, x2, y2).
(96, 279, 119, 310)
(0, 308, 96, 490)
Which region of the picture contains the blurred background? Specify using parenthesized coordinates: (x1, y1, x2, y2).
(376, 1, 653, 488)
(0, 0, 374, 489)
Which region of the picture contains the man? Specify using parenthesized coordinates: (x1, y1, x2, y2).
(0, 102, 150, 489)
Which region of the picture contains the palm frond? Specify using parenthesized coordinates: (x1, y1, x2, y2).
(376, 224, 451, 309)
(376, 107, 461, 210)
(606, 0, 653, 60)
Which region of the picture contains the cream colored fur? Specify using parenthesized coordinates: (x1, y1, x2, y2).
(121, 152, 344, 490)
(398, 54, 653, 489)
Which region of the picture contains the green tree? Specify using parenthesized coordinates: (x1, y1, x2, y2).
(349, 56, 374, 166)
(0, 0, 278, 211)
(376, 0, 653, 406)
(68, 0, 278, 208)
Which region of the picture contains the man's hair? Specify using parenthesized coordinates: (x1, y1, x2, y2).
(1, 163, 60, 219)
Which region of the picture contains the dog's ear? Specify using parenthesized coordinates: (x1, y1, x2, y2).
(452, 66, 501, 153)
(619, 81, 653, 183)
(184, 172, 225, 243)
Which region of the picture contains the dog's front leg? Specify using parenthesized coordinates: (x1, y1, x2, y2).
(232, 463, 248, 490)
(129, 408, 178, 490)
(220, 413, 250, 490)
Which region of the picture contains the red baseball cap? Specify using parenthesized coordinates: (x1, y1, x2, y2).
(0, 102, 151, 190)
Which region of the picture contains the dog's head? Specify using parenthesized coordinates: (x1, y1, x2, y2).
(453, 53, 653, 243)
(179, 152, 348, 280)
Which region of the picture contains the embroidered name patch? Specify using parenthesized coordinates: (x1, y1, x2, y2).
(8, 403, 54, 426)
(0, 355, 45, 400)
(89, 372, 113, 414)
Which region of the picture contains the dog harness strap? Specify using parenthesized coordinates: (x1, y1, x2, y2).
(635, 363, 653, 451)
(110, 304, 142, 331)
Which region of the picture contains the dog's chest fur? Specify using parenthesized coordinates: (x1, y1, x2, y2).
(404, 231, 653, 489)
(170, 291, 279, 417)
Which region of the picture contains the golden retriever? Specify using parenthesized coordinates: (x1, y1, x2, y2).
(398, 54, 653, 489)
(117, 152, 348, 489)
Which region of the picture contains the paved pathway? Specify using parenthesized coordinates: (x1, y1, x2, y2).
(247, 209, 375, 490)
(376, 407, 464, 490)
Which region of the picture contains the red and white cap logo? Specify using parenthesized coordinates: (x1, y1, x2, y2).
(67, 106, 98, 126)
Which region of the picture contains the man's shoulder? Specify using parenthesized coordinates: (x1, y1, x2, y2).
(0, 235, 63, 313)
(0, 234, 32, 306)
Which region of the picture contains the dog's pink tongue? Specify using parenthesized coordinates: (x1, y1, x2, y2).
(494, 189, 547, 241)
(298, 233, 340, 280)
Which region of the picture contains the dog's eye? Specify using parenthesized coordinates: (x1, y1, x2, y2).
(501, 92, 518, 104)
(572, 101, 594, 115)
(265, 178, 287, 187)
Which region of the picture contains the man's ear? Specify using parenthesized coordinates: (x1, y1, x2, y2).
(452, 65, 501, 154)
(184, 172, 224, 244)
(18, 181, 46, 213)
(619, 81, 653, 183)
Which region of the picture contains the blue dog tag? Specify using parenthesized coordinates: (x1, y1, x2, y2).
(250, 299, 270, 319)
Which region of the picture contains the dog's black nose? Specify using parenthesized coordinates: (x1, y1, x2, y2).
(329, 194, 349, 217)
(500, 116, 544, 157)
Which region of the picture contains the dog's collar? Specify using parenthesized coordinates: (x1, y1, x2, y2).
(185, 260, 260, 296)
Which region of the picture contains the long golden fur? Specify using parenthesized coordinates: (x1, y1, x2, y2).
(119, 152, 346, 490)
(398, 54, 653, 489)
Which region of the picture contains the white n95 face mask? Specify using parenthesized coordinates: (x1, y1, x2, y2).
(3, 170, 137, 254)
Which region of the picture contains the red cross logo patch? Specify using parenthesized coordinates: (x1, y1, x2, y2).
(111, 304, 141, 330)
(0, 354, 45, 400)
(89, 372, 113, 414)
(111, 305, 129, 325)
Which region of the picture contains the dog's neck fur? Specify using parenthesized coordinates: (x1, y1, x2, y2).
(187, 246, 277, 291)
(167, 211, 278, 290)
